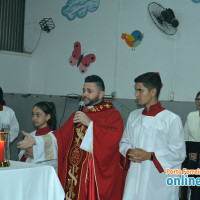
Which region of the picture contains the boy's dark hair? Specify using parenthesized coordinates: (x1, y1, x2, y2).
(134, 72, 162, 98)
(33, 101, 57, 130)
(0, 87, 6, 105)
(85, 75, 105, 91)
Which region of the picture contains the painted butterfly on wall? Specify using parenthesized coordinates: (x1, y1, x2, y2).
(69, 41, 96, 74)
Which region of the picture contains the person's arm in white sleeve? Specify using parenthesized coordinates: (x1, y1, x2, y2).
(9, 110, 19, 142)
(33, 132, 57, 162)
(80, 121, 93, 153)
(18, 149, 26, 160)
(184, 118, 189, 141)
(17, 131, 57, 162)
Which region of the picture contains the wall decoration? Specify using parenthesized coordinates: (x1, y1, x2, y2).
(69, 41, 96, 74)
(121, 30, 144, 50)
(62, 0, 100, 21)
(148, 2, 179, 36)
(39, 18, 55, 33)
(192, 0, 200, 3)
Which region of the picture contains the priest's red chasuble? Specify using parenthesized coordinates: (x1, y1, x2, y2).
(53, 100, 126, 200)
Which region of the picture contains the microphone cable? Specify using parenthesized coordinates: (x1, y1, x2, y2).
(59, 93, 81, 129)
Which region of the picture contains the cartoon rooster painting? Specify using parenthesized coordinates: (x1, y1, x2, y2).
(121, 30, 144, 50)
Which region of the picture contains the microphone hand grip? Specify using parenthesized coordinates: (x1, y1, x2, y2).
(74, 101, 85, 127)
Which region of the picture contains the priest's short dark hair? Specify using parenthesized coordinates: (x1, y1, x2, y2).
(85, 75, 105, 91)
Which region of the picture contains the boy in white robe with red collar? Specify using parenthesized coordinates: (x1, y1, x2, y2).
(120, 72, 186, 200)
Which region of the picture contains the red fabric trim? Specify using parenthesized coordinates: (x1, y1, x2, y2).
(20, 154, 27, 162)
(0, 104, 3, 111)
(152, 152, 164, 173)
(124, 149, 131, 170)
(85, 154, 98, 200)
(142, 102, 165, 116)
(35, 126, 51, 136)
(93, 106, 125, 200)
(120, 150, 130, 171)
(52, 115, 75, 190)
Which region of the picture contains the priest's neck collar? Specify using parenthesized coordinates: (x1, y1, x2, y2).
(87, 100, 105, 109)
(142, 102, 165, 116)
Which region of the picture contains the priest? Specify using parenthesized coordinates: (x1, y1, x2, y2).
(18, 75, 126, 200)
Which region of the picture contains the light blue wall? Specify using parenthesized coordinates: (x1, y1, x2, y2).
(0, 51, 31, 93)
(1, 0, 200, 102)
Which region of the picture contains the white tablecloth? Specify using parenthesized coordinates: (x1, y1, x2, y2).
(0, 160, 65, 200)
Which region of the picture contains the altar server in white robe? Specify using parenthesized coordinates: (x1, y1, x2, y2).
(18, 101, 57, 171)
(0, 87, 19, 142)
(120, 72, 186, 200)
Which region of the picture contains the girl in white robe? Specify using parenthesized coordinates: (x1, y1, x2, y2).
(18, 101, 57, 171)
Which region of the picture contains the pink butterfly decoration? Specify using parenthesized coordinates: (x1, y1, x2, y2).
(69, 41, 96, 74)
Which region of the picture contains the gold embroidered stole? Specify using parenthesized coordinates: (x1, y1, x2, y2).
(42, 134, 54, 161)
(65, 101, 113, 200)
(65, 124, 88, 200)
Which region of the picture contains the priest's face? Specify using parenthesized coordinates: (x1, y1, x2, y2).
(82, 82, 104, 106)
(135, 82, 157, 109)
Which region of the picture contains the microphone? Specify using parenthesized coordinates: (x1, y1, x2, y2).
(74, 100, 85, 126)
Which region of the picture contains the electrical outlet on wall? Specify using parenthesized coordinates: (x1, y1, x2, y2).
(111, 91, 117, 100)
(169, 92, 174, 101)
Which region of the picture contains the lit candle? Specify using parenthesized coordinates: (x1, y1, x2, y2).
(0, 140, 5, 162)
